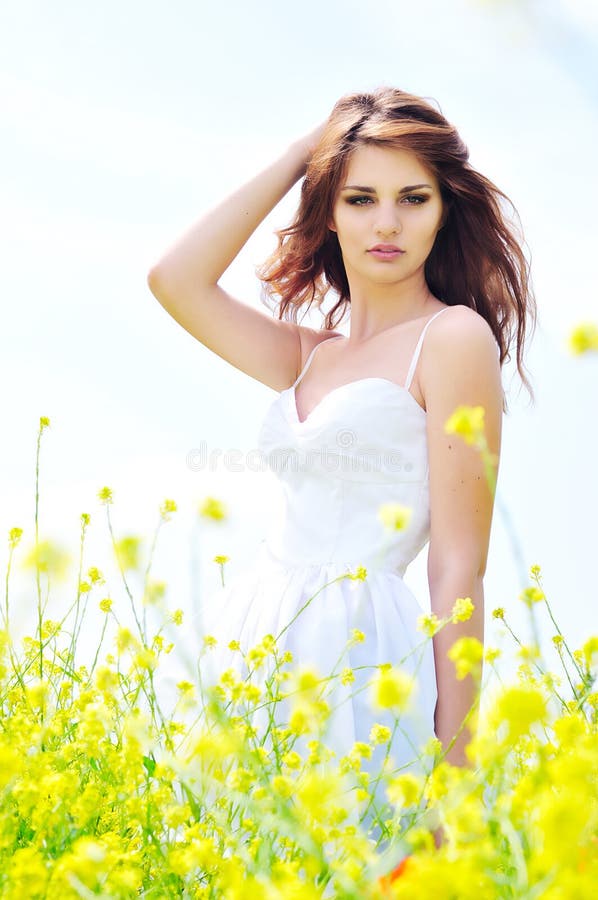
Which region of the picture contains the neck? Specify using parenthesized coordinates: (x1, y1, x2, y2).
(342, 270, 436, 345)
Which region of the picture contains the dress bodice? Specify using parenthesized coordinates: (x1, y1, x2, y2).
(256, 307, 451, 577)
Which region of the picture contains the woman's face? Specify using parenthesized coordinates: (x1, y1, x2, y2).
(329, 143, 445, 288)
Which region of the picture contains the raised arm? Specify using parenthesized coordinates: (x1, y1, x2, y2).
(147, 124, 331, 392)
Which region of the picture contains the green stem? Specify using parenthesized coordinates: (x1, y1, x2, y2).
(105, 505, 144, 641)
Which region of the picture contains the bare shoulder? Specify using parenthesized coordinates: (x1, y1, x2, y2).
(297, 325, 344, 374)
(429, 303, 498, 346)
(421, 304, 502, 405)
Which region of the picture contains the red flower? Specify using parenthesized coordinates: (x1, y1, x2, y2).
(377, 855, 413, 895)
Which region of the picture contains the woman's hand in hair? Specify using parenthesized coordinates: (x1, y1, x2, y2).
(294, 120, 329, 167)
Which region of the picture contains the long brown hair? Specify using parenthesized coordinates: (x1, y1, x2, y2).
(257, 87, 537, 410)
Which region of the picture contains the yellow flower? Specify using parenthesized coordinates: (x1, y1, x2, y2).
(115, 535, 142, 570)
(568, 321, 598, 354)
(517, 643, 541, 663)
(145, 580, 167, 605)
(350, 628, 365, 644)
(282, 751, 302, 770)
(490, 684, 549, 741)
(272, 775, 294, 799)
(97, 486, 113, 504)
(260, 633, 277, 654)
(484, 646, 501, 663)
(199, 496, 227, 521)
(492, 607, 505, 619)
(288, 702, 315, 736)
(348, 565, 368, 581)
(444, 404, 486, 445)
(6, 846, 47, 894)
(246, 645, 266, 669)
(295, 771, 348, 824)
(405, 826, 436, 853)
(213, 554, 230, 565)
(41, 619, 61, 638)
(371, 665, 415, 713)
(229, 766, 254, 793)
(350, 741, 372, 759)
(447, 636, 484, 680)
(369, 723, 392, 744)
(116, 627, 135, 653)
(8, 526, 23, 547)
(88, 566, 104, 584)
(417, 612, 441, 637)
(21, 538, 71, 580)
(26, 680, 49, 709)
(94, 666, 117, 692)
(529, 563, 542, 578)
(519, 586, 545, 607)
(340, 667, 355, 686)
(40, 415, 51, 429)
(160, 498, 177, 520)
(378, 502, 412, 531)
(242, 683, 262, 704)
(387, 772, 423, 807)
(580, 635, 598, 668)
(451, 596, 475, 622)
(170, 609, 184, 626)
(288, 666, 322, 701)
(422, 736, 443, 760)
(133, 647, 158, 671)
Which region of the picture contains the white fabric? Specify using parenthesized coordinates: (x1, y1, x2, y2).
(198, 307, 451, 836)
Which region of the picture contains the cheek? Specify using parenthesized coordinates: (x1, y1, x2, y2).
(415, 207, 443, 240)
(329, 202, 351, 234)
(331, 208, 358, 241)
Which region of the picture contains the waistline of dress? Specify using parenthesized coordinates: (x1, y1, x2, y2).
(256, 542, 408, 580)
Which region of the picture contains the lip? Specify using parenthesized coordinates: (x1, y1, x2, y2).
(368, 244, 405, 260)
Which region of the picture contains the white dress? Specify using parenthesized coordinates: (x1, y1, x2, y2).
(198, 307, 450, 837)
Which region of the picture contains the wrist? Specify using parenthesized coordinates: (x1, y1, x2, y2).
(284, 138, 311, 180)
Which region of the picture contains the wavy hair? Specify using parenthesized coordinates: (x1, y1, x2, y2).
(257, 87, 536, 409)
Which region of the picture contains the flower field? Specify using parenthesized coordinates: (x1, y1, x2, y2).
(0, 415, 596, 898)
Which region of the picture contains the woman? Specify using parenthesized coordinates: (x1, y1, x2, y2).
(147, 87, 535, 843)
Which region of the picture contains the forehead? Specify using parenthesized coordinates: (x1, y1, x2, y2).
(341, 143, 437, 189)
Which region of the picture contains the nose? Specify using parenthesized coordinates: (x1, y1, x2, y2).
(374, 203, 402, 237)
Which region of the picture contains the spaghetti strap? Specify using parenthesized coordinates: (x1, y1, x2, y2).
(404, 307, 451, 391)
(292, 336, 343, 389)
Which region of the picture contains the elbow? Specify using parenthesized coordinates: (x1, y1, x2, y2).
(428, 558, 487, 590)
(428, 539, 489, 586)
(147, 263, 162, 294)
(146, 263, 172, 306)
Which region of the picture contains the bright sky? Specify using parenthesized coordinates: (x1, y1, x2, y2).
(1, 0, 597, 682)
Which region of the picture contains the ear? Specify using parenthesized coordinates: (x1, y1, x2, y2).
(328, 217, 337, 233)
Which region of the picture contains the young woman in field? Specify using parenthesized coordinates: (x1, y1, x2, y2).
(148, 86, 535, 844)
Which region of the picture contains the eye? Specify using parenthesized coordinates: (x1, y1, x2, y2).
(346, 195, 374, 206)
(402, 195, 428, 205)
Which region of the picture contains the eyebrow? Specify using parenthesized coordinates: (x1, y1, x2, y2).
(341, 183, 433, 193)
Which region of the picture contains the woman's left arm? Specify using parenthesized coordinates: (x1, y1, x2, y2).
(422, 307, 504, 766)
